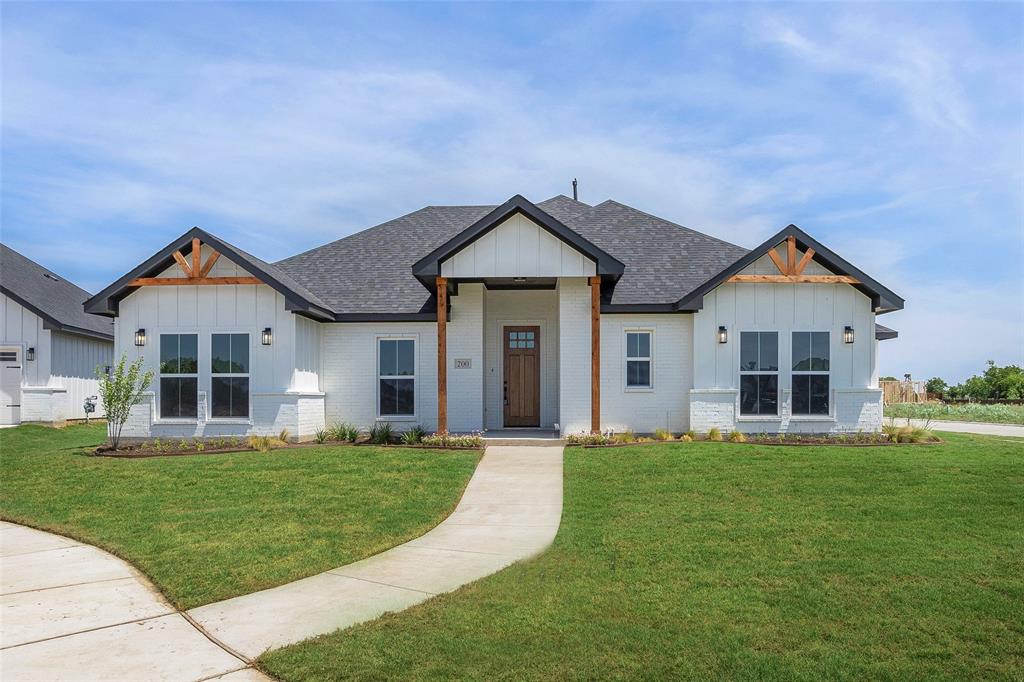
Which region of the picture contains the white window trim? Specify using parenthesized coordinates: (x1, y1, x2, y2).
(623, 329, 654, 392)
(737, 329, 780, 418)
(376, 335, 418, 421)
(790, 330, 833, 419)
(157, 333, 199, 423)
(209, 332, 252, 422)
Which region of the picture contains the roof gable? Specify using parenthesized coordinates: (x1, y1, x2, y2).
(0, 244, 114, 340)
(84, 227, 333, 320)
(412, 195, 624, 289)
(677, 224, 904, 313)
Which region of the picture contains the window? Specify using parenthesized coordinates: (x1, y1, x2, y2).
(508, 330, 535, 349)
(379, 339, 415, 417)
(159, 334, 198, 418)
(625, 331, 652, 388)
(739, 331, 778, 416)
(211, 333, 249, 418)
(792, 332, 830, 415)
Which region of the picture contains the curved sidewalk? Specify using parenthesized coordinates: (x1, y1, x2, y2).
(0, 521, 267, 682)
(188, 444, 563, 659)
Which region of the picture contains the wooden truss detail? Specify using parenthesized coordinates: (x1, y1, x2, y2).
(727, 235, 856, 284)
(129, 238, 261, 287)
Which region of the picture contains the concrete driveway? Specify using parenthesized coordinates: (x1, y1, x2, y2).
(0, 522, 268, 682)
(889, 418, 1024, 438)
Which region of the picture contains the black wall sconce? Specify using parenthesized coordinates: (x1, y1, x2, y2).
(843, 325, 855, 344)
(717, 325, 728, 344)
(134, 328, 146, 346)
(262, 327, 273, 345)
(26, 347, 35, 361)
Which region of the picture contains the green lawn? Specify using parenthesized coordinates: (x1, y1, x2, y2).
(0, 423, 479, 609)
(262, 434, 1024, 681)
(885, 402, 1024, 425)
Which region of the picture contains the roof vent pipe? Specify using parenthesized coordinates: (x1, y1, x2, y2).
(572, 178, 578, 201)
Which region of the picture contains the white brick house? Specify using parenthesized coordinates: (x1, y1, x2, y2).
(84, 194, 903, 440)
(1, 245, 114, 425)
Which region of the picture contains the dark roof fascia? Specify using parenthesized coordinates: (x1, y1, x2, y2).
(84, 227, 334, 321)
(1, 285, 114, 341)
(676, 224, 905, 313)
(875, 324, 898, 341)
(600, 303, 685, 314)
(411, 195, 625, 289)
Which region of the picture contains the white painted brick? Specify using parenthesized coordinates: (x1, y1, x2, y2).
(557, 278, 591, 435)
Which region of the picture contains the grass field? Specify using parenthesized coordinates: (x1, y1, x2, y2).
(262, 434, 1024, 681)
(885, 402, 1024, 425)
(0, 423, 479, 609)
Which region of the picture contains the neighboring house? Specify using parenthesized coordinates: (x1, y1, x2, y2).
(1, 244, 114, 425)
(84, 194, 903, 441)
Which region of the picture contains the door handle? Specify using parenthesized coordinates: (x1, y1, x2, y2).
(503, 380, 508, 406)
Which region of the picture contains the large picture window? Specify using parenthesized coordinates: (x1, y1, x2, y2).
(739, 331, 778, 416)
(379, 338, 415, 417)
(625, 331, 652, 388)
(211, 333, 249, 418)
(159, 334, 198, 419)
(792, 331, 830, 415)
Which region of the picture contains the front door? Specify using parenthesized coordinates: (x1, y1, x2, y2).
(0, 347, 22, 425)
(503, 326, 540, 427)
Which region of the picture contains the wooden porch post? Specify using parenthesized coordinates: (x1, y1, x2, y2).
(589, 275, 601, 434)
(436, 276, 448, 434)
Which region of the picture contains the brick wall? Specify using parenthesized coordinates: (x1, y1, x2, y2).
(557, 278, 591, 435)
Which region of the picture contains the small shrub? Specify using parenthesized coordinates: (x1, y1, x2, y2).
(178, 439, 189, 450)
(708, 428, 723, 442)
(566, 432, 612, 446)
(247, 434, 285, 452)
(401, 424, 426, 445)
(152, 438, 164, 451)
(612, 430, 636, 444)
(680, 434, 693, 442)
(314, 428, 329, 444)
(369, 421, 394, 445)
(329, 423, 359, 442)
(230, 436, 242, 448)
(194, 440, 205, 452)
(727, 430, 746, 443)
(278, 428, 291, 444)
(684, 430, 696, 440)
(421, 432, 485, 448)
(654, 428, 674, 441)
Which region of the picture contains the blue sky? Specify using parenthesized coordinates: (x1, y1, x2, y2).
(2, 2, 1022, 382)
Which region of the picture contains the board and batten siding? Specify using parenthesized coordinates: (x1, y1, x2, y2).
(441, 213, 597, 278)
(690, 248, 881, 433)
(51, 331, 113, 419)
(115, 247, 324, 440)
(1, 292, 113, 422)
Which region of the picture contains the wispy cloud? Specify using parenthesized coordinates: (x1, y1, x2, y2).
(1, 2, 1021, 381)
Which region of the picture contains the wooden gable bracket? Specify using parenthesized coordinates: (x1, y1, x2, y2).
(728, 235, 859, 284)
(129, 238, 262, 286)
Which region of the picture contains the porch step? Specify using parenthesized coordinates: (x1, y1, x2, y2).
(482, 430, 564, 447)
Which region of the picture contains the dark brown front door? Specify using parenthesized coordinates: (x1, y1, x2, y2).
(503, 326, 540, 427)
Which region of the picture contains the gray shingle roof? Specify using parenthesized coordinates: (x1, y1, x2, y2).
(1, 244, 114, 340)
(276, 195, 750, 315)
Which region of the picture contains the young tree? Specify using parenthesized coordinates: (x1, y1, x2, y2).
(96, 354, 153, 450)
(925, 377, 948, 398)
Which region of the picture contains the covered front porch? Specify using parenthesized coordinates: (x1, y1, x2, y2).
(436, 276, 602, 436)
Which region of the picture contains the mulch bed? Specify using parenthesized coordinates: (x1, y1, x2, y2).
(576, 436, 942, 448)
(92, 439, 483, 458)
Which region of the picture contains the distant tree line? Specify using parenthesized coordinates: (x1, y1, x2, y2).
(922, 361, 1024, 401)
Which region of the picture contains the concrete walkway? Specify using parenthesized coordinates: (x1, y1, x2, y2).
(890, 418, 1024, 438)
(0, 521, 268, 682)
(189, 444, 563, 658)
